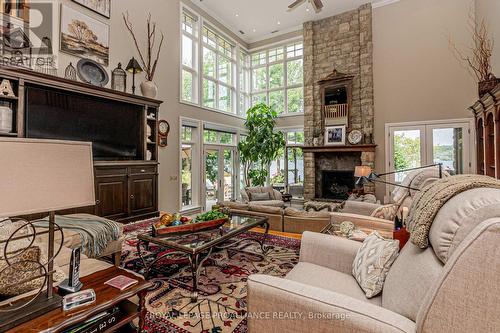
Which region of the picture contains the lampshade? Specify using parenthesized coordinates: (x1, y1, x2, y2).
(126, 57, 143, 73)
(354, 165, 372, 178)
(0, 139, 95, 217)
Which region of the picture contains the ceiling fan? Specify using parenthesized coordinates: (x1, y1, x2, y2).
(288, 0, 324, 13)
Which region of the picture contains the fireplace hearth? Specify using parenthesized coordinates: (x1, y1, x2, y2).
(321, 170, 355, 200)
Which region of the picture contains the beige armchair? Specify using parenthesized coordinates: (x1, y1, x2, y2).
(248, 187, 500, 333)
(240, 186, 284, 207)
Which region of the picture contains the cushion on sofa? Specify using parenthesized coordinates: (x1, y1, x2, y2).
(249, 200, 284, 207)
(284, 207, 330, 218)
(222, 201, 249, 210)
(429, 188, 500, 263)
(286, 262, 381, 305)
(240, 189, 250, 203)
(370, 204, 398, 221)
(352, 232, 399, 298)
(250, 192, 271, 201)
(249, 205, 282, 215)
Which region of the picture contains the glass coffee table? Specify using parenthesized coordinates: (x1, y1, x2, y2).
(136, 214, 270, 302)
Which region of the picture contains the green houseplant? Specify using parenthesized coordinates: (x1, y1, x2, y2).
(238, 103, 285, 187)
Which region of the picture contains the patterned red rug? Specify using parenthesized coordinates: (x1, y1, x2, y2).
(121, 218, 301, 333)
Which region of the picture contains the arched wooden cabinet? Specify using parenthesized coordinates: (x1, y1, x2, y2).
(469, 84, 500, 179)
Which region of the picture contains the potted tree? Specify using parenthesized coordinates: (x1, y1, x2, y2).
(238, 103, 286, 187)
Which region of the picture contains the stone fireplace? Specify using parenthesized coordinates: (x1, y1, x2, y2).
(302, 4, 375, 200)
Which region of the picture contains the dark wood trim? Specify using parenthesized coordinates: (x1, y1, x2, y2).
(0, 66, 163, 106)
(6, 267, 153, 333)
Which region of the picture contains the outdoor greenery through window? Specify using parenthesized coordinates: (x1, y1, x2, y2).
(181, 124, 198, 208)
(270, 129, 304, 198)
(251, 42, 304, 115)
(201, 26, 236, 113)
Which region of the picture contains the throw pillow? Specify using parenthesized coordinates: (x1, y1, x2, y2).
(352, 232, 400, 298)
(0, 219, 66, 297)
(370, 204, 398, 221)
(250, 192, 271, 201)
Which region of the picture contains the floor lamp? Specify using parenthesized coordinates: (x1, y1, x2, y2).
(0, 139, 95, 331)
(355, 163, 444, 191)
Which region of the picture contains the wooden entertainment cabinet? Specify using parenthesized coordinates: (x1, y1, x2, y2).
(0, 66, 162, 223)
(469, 84, 500, 179)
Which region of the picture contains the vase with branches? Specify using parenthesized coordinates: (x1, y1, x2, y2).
(449, 5, 497, 96)
(123, 12, 164, 98)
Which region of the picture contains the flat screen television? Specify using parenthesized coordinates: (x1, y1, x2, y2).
(25, 85, 143, 160)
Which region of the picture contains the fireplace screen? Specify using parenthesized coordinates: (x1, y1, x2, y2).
(321, 170, 355, 200)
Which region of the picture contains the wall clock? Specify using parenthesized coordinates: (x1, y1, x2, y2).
(158, 120, 170, 147)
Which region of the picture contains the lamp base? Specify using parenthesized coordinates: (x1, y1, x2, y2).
(58, 279, 83, 295)
(0, 293, 62, 332)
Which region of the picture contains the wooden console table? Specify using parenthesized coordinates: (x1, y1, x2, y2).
(7, 267, 153, 333)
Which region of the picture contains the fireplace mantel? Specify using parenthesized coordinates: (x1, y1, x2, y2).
(303, 144, 377, 153)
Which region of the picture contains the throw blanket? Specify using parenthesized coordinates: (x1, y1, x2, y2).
(34, 214, 121, 257)
(407, 175, 500, 249)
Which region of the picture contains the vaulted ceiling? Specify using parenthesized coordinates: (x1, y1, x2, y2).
(196, 0, 400, 43)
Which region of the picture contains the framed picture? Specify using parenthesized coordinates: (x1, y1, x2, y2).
(60, 5, 110, 66)
(72, 0, 111, 19)
(325, 125, 346, 146)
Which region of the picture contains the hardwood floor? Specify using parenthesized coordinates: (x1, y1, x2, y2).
(251, 227, 302, 239)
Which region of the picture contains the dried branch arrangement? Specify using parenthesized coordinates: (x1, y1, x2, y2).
(123, 12, 165, 81)
(449, 7, 495, 82)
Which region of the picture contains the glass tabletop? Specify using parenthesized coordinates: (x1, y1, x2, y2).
(137, 214, 268, 254)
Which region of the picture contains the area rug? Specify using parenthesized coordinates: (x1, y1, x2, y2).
(121, 218, 301, 333)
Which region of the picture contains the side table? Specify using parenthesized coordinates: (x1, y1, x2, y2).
(7, 267, 152, 333)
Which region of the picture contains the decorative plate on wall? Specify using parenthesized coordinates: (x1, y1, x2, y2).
(76, 59, 109, 87)
(348, 130, 363, 145)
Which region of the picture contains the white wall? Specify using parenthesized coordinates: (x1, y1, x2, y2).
(372, 0, 477, 200)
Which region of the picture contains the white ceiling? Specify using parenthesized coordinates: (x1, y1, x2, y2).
(196, 0, 400, 44)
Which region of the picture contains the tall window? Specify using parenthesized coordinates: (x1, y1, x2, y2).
(181, 120, 200, 209)
(269, 129, 304, 198)
(201, 26, 236, 113)
(239, 50, 251, 115)
(251, 42, 304, 114)
(181, 10, 199, 104)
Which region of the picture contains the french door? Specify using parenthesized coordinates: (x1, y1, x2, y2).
(386, 119, 475, 186)
(203, 145, 236, 210)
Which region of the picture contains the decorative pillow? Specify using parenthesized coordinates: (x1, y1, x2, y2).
(370, 204, 398, 221)
(0, 220, 66, 297)
(240, 190, 250, 203)
(250, 192, 271, 201)
(352, 232, 400, 298)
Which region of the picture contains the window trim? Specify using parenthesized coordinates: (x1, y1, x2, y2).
(179, 117, 202, 211)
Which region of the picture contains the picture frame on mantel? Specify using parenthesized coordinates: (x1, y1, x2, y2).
(60, 5, 110, 66)
(72, 0, 111, 19)
(325, 125, 346, 146)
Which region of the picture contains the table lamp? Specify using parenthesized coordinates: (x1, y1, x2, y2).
(126, 57, 143, 95)
(0, 139, 95, 330)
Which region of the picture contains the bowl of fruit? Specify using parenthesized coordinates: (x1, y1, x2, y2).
(152, 211, 228, 236)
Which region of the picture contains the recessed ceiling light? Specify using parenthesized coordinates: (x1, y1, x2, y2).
(306, 7, 310, 12)
(252, 28, 256, 32)
(235, 13, 239, 17)
(277, 21, 281, 25)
